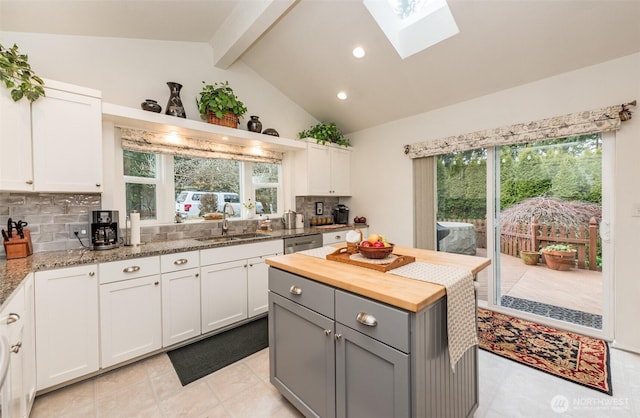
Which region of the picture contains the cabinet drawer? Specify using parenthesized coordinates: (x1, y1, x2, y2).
(269, 268, 334, 319)
(322, 231, 346, 246)
(98, 256, 160, 284)
(161, 251, 199, 273)
(335, 290, 409, 353)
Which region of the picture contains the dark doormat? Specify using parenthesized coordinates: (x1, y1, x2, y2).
(168, 316, 269, 386)
(500, 295, 603, 329)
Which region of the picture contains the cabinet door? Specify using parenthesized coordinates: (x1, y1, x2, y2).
(0, 88, 33, 191)
(22, 273, 36, 416)
(100, 275, 162, 368)
(330, 147, 351, 196)
(269, 292, 335, 418)
(31, 87, 102, 192)
(307, 143, 332, 195)
(161, 267, 201, 347)
(335, 323, 409, 418)
(247, 254, 279, 317)
(35, 265, 99, 390)
(1, 285, 25, 418)
(201, 260, 248, 333)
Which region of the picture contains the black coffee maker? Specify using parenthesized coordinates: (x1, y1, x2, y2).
(332, 204, 350, 224)
(91, 210, 119, 250)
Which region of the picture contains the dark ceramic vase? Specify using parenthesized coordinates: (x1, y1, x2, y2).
(141, 99, 162, 113)
(165, 82, 186, 118)
(247, 115, 262, 133)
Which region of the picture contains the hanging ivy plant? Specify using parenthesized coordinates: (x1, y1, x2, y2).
(298, 121, 350, 147)
(0, 43, 45, 102)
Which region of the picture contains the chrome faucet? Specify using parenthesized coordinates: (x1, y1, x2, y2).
(222, 202, 235, 236)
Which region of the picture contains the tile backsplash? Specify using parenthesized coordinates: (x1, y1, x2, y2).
(1, 192, 342, 257)
(1, 192, 102, 254)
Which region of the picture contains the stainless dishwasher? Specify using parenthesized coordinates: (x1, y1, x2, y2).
(283, 233, 322, 254)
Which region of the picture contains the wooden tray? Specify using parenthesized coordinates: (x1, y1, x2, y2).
(326, 247, 415, 272)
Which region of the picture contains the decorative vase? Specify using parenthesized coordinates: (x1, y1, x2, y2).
(247, 115, 262, 133)
(141, 99, 162, 113)
(520, 251, 539, 266)
(165, 82, 186, 118)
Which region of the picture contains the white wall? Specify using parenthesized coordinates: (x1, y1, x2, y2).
(0, 31, 317, 139)
(348, 52, 640, 352)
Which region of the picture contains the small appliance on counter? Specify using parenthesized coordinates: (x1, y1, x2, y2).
(91, 210, 119, 250)
(282, 210, 296, 230)
(332, 204, 350, 224)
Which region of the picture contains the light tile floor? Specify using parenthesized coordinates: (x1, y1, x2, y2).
(30, 345, 640, 418)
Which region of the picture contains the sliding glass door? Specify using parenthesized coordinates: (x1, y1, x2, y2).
(436, 134, 612, 339)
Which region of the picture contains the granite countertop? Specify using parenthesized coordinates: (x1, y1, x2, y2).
(0, 225, 365, 308)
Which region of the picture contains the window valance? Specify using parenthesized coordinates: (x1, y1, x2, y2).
(404, 102, 635, 158)
(120, 128, 283, 164)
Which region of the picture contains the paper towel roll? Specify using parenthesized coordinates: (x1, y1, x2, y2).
(130, 211, 141, 246)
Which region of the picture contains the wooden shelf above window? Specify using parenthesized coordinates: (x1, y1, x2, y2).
(102, 103, 307, 152)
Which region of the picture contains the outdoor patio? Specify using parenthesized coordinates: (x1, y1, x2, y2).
(473, 248, 603, 318)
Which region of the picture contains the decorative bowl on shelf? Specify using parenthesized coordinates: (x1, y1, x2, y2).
(358, 244, 394, 259)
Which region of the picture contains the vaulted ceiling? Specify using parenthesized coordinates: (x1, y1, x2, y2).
(2, 0, 640, 133)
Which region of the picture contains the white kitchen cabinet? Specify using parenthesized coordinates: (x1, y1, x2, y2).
(161, 251, 201, 347)
(31, 80, 103, 192)
(201, 259, 248, 333)
(0, 87, 32, 191)
(1, 283, 25, 418)
(99, 257, 161, 368)
(21, 273, 36, 417)
(35, 265, 99, 391)
(200, 240, 281, 332)
(248, 254, 280, 317)
(0, 79, 103, 192)
(294, 141, 351, 196)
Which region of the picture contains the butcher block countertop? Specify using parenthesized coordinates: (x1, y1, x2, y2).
(265, 245, 491, 312)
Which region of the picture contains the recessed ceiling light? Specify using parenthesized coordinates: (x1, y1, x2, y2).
(337, 91, 348, 100)
(352, 46, 365, 58)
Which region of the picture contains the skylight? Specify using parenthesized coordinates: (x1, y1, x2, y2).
(363, 0, 459, 59)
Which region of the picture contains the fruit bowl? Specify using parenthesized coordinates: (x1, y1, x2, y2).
(358, 243, 394, 259)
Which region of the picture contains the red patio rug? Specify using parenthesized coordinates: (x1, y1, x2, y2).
(477, 308, 612, 395)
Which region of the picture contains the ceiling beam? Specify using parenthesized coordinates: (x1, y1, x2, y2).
(210, 0, 297, 69)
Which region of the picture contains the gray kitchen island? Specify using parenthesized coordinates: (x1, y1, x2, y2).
(266, 246, 490, 418)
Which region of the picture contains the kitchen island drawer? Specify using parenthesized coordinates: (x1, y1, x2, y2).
(335, 289, 409, 353)
(269, 268, 334, 318)
(161, 251, 199, 273)
(98, 256, 160, 284)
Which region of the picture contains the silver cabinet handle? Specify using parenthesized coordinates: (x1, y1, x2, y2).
(154, 281, 159, 286)
(123, 266, 140, 273)
(10, 342, 22, 354)
(4, 313, 20, 325)
(26, 180, 33, 185)
(89, 271, 95, 277)
(356, 312, 378, 327)
(173, 259, 188, 265)
(289, 285, 302, 295)
(96, 183, 101, 187)
(335, 333, 342, 340)
(324, 329, 332, 336)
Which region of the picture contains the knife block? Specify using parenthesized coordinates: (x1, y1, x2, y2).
(3, 229, 33, 259)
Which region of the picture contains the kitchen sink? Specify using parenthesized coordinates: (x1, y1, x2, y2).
(195, 233, 271, 243)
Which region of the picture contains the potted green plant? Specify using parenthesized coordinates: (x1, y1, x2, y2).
(196, 81, 247, 128)
(0, 43, 45, 102)
(298, 121, 351, 147)
(540, 244, 577, 271)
